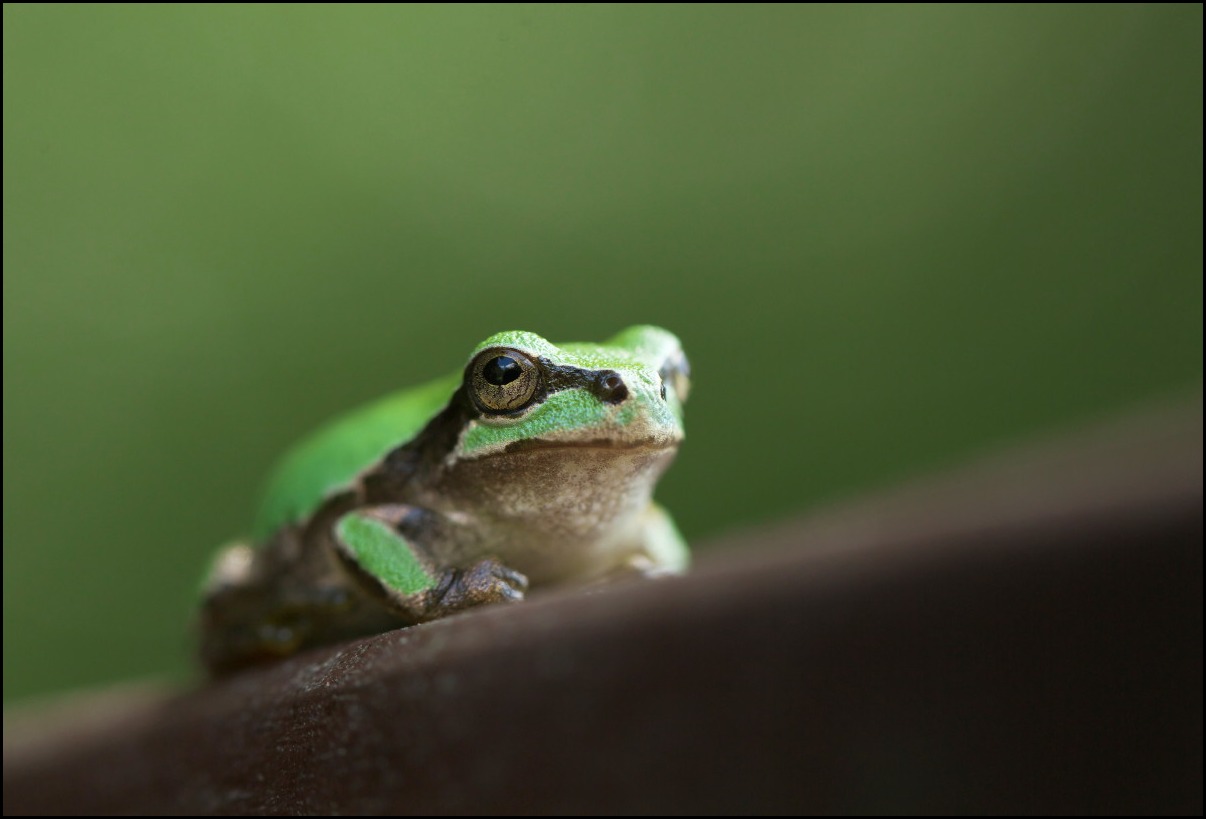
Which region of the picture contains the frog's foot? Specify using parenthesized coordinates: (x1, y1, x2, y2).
(579, 553, 676, 589)
(613, 553, 678, 580)
(589, 502, 691, 585)
(428, 557, 529, 618)
(333, 507, 528, 622)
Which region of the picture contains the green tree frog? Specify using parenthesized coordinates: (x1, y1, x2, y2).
(200, 326, 690, 673)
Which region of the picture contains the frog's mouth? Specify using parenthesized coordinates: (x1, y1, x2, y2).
(500, 436, 679, 455)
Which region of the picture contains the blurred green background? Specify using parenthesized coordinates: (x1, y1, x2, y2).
(3, 5, 1201, 704)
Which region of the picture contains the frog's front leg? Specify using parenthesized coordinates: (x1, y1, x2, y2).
(332, 505, 529, 622)
(600, 502, 691, 581)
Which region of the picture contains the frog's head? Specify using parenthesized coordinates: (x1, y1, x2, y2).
(452, 325, 688, 460)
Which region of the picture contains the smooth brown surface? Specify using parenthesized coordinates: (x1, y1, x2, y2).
(5, 392, 1202, 814)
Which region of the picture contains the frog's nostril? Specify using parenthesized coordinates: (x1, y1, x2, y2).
(596, 371, 629, 404)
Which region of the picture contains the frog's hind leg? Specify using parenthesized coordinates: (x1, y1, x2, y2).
(199, 536, 377, 675)
(332, 505, 530, 622)
(199, 540, 293, 673)
(199, 508, 532, 675)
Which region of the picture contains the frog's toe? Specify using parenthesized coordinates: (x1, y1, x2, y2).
(465, 557, 529, 601)
(491, 561, 530, 594)
(435, 558, 529, 614)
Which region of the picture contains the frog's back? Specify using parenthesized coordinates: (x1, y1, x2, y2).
(252, 374, 460, 540)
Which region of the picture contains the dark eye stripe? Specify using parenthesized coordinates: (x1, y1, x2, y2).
(467, 354, 655, 418)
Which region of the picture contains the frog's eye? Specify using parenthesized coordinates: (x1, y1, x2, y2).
(469, 348, 542, 413)
(659, 351, 691, 404)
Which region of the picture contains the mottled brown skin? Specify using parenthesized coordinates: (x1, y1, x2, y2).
(200, 388, 510, 674)
(199, 512, 399, 675)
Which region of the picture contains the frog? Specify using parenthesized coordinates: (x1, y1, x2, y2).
(199, 325, 690, 674)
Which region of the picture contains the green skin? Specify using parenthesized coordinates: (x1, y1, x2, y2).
(200, 326, 690, 674)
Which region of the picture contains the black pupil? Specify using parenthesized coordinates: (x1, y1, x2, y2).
(483, 355, 522, 386)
